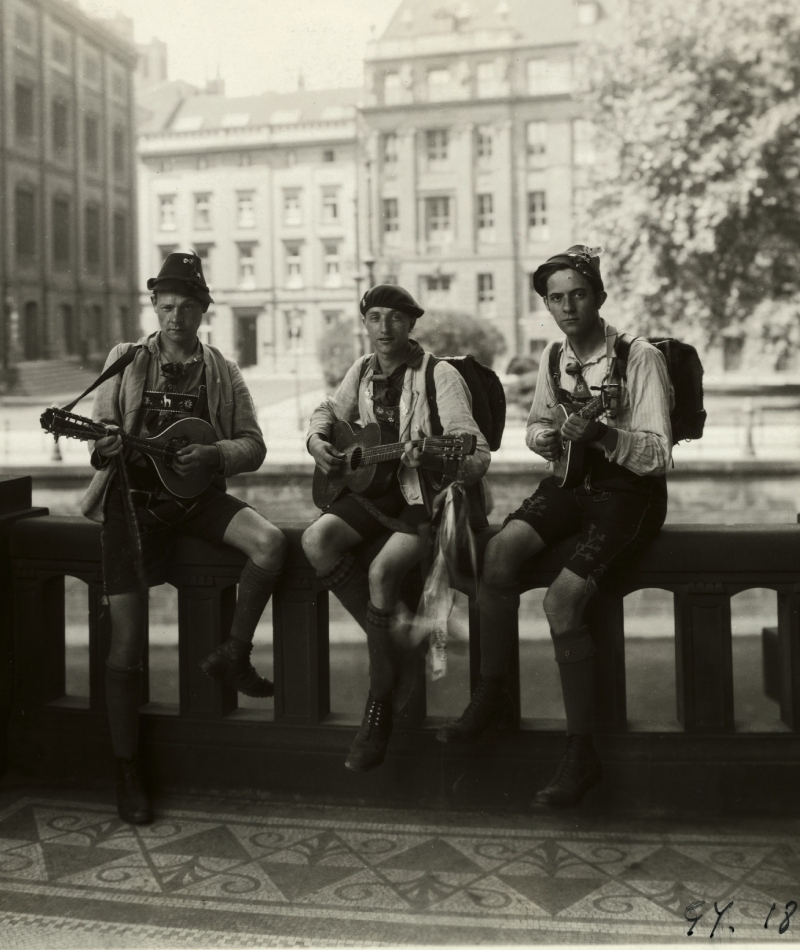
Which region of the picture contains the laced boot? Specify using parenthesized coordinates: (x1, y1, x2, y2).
(345, 693, 393, 772)
(533, 735, 603, 808)
(115, 755, 153, 825)
(435, 676, 516, 744)
(199, 638, 274, 698)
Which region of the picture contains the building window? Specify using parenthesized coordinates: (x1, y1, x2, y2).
(427, 67, 451, 101)
(476, 194, 495, 242)
(237, 191, 256, 228)
(382, 198, 399, 234)
(423, 274, 452, 308)
(83, 51, 101, 86)
(527, 190, 549, 242)
(577, 1, 600, 25)
(527, 58, 572, 95)
(158, 244, 177, 263)
(323, 309, 343, 326)
(322, 149, 335, 163)
(238, 244, 257, 289)
(526, 121, 547, 161)
(426, 129, 449, 166)
(198, 312, 213, 347)
(52, 196, 71, 270)
(476, 126, 493, 161)
(85, 204, 101, 272)
(476, 61, 497, 98)
(52, 33, 70, 68)
(383, 71, 401, 105)
(112, 212, 127, 275)
(15, 12, 35, 49)
(284, 309, 305, 351)
(194, 193, 211, 230)
(158, 195, 177, 231)
(425, 196, 452, 244)
(84, 113, 100, 168)
(283, 188, 302, 225)
(382, 132, 398, 165)
(195, 244, 212, 285)
(52, 98, 69, 154)
(322, 241, 341, 288)
(321, 186, 340, 224)
(15, 82, 34, 141)
(573, 119, 596, 165)
(15, 187, 36, 260)
(284, 243, 303, 288)
(477, 273, 495, 316)
(112, 126, 126, 176)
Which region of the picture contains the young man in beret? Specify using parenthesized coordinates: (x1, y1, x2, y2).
(302, 284, 490, 771)
(437, 246, 672, 807)
(83, 252, 286, 824)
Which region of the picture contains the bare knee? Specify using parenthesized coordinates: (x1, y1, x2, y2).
(482, 535, 521, 586)
(368, 559, 401, 607)
(301, 521, 346, 572)
(543, 574, 595, 635)
(252, 522, 287, 571)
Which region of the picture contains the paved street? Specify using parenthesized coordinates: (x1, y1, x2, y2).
(1, 778, 798, 948)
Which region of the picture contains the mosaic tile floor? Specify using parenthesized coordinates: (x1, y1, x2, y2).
(0, 793, 798, 947)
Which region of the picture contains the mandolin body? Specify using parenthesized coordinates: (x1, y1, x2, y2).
(142, 417, 219, 498)
(551, 404, 588, 490)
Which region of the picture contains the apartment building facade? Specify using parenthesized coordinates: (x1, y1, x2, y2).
(360, 0, 613, 364)
(0, 0, 139, 375)
(137, 88, 362, 374)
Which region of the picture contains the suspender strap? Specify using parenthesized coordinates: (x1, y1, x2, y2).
(61, 344, 142, 412)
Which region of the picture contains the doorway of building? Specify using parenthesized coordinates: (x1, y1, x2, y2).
(23, 301, 41, 360)
(235, 313, 258, 368)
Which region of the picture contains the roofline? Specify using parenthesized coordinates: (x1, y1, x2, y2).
(365, 31, 578, 63)
(137, 119, 358, 156)
(40, 0, 138, 66)
(359, 92, 581, 116)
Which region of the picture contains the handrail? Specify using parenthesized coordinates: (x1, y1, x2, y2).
(5, 508, 800, 814)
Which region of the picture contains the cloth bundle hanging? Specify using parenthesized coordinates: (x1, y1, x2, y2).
(409, 481, 478, 680)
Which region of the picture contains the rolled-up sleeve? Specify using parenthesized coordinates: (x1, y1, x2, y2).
(524, 342, 558, 457)
(608, 340, 672, 476)
(306, 356, 366, 446)
(432, 362, 490, 485)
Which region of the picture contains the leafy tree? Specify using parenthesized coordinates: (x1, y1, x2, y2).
(317, 309, 507, 389)
(412, 309, 506, 367)
(578, 0, 800, 359)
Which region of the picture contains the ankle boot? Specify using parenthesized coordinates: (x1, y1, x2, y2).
(199, 638, 274, 698)
(533, 735, 603, 808)
(345, 693, 393, 772)
(115, 755, 153, 825)
(435, 676, 516, 744)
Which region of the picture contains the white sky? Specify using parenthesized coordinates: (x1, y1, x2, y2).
(80, 0, 399, 96)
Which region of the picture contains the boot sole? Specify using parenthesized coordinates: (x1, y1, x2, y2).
(532, 764, 603, 809)
(344, 756, 386, 773)
(198, 658, 274, 699)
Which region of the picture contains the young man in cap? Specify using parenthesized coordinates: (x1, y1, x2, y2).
(302, 284, 490, 771)
(437, 246, 672, 807)
(83, 252, 286, 824)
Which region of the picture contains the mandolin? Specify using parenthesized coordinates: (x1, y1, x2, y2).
(40, 408, 218, 499)
(551, 394, 608, 490)
(312, 420, 477, 509)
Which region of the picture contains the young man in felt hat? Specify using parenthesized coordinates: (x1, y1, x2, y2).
(437, 246, 673, 807)
(83, 252, 287, 825)
(302, 284, 491, 771)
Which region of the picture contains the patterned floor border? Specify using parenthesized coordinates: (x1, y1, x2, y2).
(0, 795, 798, 946)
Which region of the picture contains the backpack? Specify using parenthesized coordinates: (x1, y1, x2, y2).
(548, 334, 706, 445)
(425, 354, 506, 450)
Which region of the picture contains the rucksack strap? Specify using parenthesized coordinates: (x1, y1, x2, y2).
(614, 332, 635, 381)
(425, 355, 443, 436)
(61, 343, 143, 412)
(548, 341, 563, 394)
(357, 354, 371, 386)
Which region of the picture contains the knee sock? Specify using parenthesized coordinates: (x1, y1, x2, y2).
(366, 602, 396, 700)
(319, 553, 370, 634)
(477, 580, 520, 679)
(553, 625, 596, 735)
(105, 662, 143, 759)
(230, 560, 281, 644)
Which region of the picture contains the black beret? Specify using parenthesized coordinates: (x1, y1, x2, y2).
(360, 284, 424, 320)
(532, 245, 604, 298)
(147, 252, 213, 306)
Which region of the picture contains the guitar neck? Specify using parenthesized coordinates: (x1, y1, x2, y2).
(359, 438, 426, 466)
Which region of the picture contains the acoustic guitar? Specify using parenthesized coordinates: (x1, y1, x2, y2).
(551, 394, 608, 490)
(40, 408, 218, 499)
(312, 420, 477, 509)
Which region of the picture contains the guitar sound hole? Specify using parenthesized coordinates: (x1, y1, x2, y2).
(349, 447, 362, 470)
